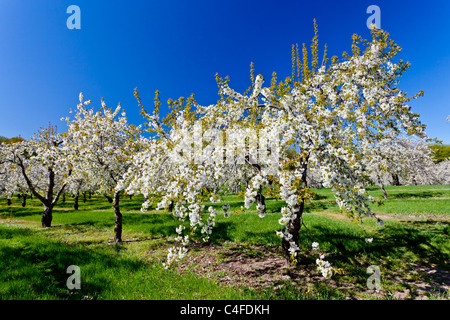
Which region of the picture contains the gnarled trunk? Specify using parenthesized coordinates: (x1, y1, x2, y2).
(113, 191, 122, 243)
(42, 205, 53, 228)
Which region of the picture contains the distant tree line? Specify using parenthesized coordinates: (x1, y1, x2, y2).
(0, 136, 25, 144)
(429, 144, 450, 163)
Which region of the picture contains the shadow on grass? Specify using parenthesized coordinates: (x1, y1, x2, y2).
(307, 219, 449, 296)
(209, 221, 235, 243)
(52, 212, 181, 237)
(124, 213, 179, 236)
(0, 226, 146, 300)
(0, 207, 43, 218)
(311, 193, 329, 200)
(389, 191, 444, 199)
(304, 201, 336, 213)
(312, 220, 448, 264)
(268, 201, 285, 213)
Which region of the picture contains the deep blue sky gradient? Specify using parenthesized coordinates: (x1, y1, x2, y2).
(0, 0, 449, 142)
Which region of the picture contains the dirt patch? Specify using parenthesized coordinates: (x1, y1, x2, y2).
(177, 244, 324, 292)
(388, 264, 450, 299)
(171, 242, 449, 300)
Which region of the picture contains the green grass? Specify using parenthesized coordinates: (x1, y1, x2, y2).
(0, 223, 263, 300)
(0, 185, 448, 300)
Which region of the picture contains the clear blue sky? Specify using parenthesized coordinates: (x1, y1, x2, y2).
(0, 0, 449, 143)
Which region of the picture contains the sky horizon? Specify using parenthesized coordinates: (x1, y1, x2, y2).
(0, 0, 449, 143)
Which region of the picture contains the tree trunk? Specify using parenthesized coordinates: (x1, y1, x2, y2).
(281, 201, 304, 261)
(74, 193, 79, 211)
(62, 193, 66, 203)
(88, 191, 92, 200)
(377, 175, 388, 200)
(42, 205, 53, 228)
(392, 174, 400, 186)
(167, 200, 174, 213)
(21, 194, 27, 207)
(281, 158, 308, 262)
(7, 198, 11, 206)
(380, 184, 388, 200)
(256, 186, 266, 214)
(105, 195, 113, 203)
(113, 191, 122, 243)
(83, 192, 87, 203)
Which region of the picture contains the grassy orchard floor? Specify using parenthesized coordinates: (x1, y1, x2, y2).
(0, 185, 449, 300)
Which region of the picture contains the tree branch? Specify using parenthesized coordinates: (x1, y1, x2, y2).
(15, 154, 47, 205)
(51, 169, 72, 206)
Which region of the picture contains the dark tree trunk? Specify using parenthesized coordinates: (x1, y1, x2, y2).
(88, 191, 92, 199)
(74, 193, 79, 211)
(392, 174, 400, 186)
(62, 193, 66, 203)
(167, 200, 174, 213)
(83, 192, 87, 203)
(129, 195, 133, 200)
(256, 186, 266, 214)
(42, 205, 53, 228)
(7, 198, 11, 206)
(105, 195, 113, 203)
(21, 194, 27, 207)
(113, 191, 122, 243)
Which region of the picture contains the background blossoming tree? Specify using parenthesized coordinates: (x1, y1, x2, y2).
(0, 124, 73, 227)
(64, 94, 141, 242)
(365, 134, 441, 199)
